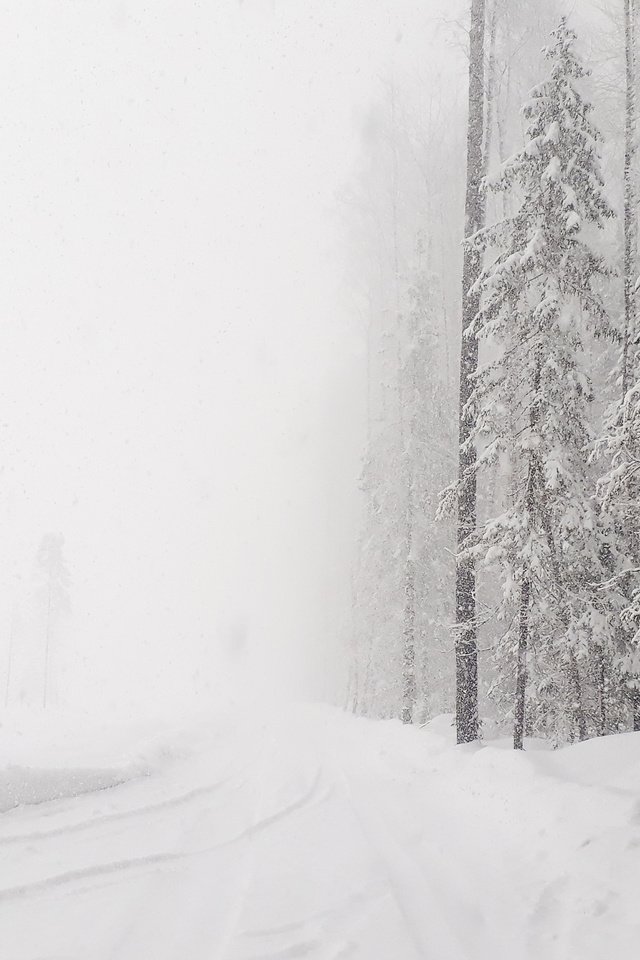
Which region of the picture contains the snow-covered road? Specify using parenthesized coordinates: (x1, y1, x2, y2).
(2, 706, 639, 959)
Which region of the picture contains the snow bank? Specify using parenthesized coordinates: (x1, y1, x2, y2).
(0, 764, 147, 813)
(325, 708, 640, 960)
(0, 706, 219, 813)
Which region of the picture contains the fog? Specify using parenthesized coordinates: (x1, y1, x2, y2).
(0, 0, 464, 714)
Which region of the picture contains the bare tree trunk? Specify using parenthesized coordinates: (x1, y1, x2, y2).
(402, 528, 417, 724)
(402, 358, 417, 726)
(513, 577, 530, 750)
(623, 0, 637, 398)
(400, 343, 416, 725)
(568, 653, 588, 742)
(482, 0, 498, 184)
(631, 686, 640, 731)
(455, 0, 487, 745)
(623, 0, 640, 732)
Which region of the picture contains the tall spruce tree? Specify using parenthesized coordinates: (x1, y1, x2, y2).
(462, 19, 615, 747)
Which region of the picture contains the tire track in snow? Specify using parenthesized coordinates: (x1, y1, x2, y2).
(243, 881, 382, 939)
(215, 726, 274, 960)
(315, 734, 470, 960)
(241, 880, 386, 960)
(231, 725, 387, 960)
(215, 727, 329, 960)
(224, 765, 327, 847)
(0, 848, 188, 902)
(0, 776, 239, 847)
(0, 761, 330, 905)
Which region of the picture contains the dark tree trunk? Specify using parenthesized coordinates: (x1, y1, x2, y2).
(568, 653, 588, 742)
(631, 686, 640, 732)
(623, 0, 640, 732)
(455, 0, 487, 745)
(513, 577, 530, 751)
(482, 0, 498, 183)
(623, 0, 637, 398)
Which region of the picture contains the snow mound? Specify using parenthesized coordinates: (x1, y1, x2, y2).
(0, 706, 220, 815)
(0, 764, 148, 813)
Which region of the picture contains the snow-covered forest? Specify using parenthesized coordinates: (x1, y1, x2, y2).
(349, 0, 640, 752)
(1, 1, 639, 958)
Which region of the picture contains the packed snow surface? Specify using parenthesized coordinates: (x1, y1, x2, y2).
(1, 705, 639, 959)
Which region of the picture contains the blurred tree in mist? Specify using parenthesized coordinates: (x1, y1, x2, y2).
(36, 533, 70, 709)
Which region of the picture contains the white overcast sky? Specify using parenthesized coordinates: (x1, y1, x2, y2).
(0, 0, 468, 714)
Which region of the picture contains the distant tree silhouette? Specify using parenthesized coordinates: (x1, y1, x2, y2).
(37, 533, 70, 708)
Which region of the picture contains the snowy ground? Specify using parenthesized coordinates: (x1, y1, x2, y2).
(1, 705, 639, 959)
